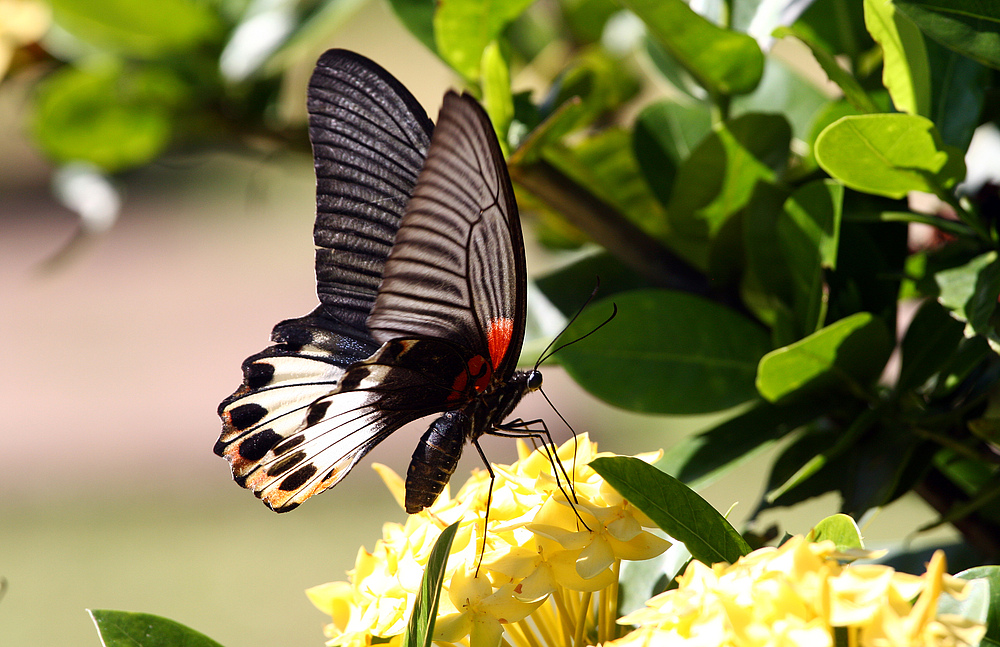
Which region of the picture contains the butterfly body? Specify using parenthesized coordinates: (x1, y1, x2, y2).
(215, 49, 538, 514)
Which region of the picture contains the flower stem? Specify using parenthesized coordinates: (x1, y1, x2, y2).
(575, 591, 592, 647)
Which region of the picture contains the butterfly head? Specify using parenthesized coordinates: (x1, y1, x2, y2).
(526, 369, 542, 392)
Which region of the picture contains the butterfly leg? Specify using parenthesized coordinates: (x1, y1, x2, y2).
(491, 419, 590, 530)
(470, 437, 497, 577)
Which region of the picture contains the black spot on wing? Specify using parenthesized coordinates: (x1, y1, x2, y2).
(237, 429, 282, 461)
(338, 366, 370, 392)
(272, 435, 306, 455)
(244, 362, 276, 389)
(279, 464, 319, 492)
(267, 451, 307, 477)
(228, 403, 268, 431)
(306, 400, 331, 426)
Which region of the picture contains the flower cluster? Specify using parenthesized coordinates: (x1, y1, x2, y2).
(308, 435, 985, 647)
(610, 536, 985, 647)
(307, 434, 669, 647)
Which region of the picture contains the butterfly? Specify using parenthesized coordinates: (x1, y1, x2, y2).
(215, 49, 543, 514)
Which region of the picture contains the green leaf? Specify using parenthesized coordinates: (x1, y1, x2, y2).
(88, 610, 224, 647)
(387, 0, 437, 53)
(402, 522, 459, 647)
(935, 251, 1000, 334)
(559, 290, 771, 414)
(535, 251, 651, 317)
(667, 113, 791, 268)
(815, 113, 965, 199)
(795, 0, 872, 60)
(742, 183, 795, 334)
(773, 24, 878, 114)
(49, 0, 222, 57)
(807, 513, 865, 550)
(633, 99, 712, 169)
(434, 0, 534, 79)
(756, 312, 892, 402)
(895, 0, 1000, 70)
(480, 41, 513, 153)
(623, 0, 764, 97)
(778, 180, 844, 334)
(591, 456, 752, 565)
(31, 63, 186, 172)
(897, 299, 966, 391)
(658, 399, 822, 489)
(731, 57, 831, 141)
(864, 0, 931, 116)
(926, 37, 988, 150)
(954, 565, 1000, 644)
(544, 129, 669, 239)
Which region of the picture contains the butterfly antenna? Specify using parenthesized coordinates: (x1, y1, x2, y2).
(534, 280, 601, 369)
(535, 302, 618, 370)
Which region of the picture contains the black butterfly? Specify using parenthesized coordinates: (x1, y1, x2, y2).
(215, 49, 542, 514)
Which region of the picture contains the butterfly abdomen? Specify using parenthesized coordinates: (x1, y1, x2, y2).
(405, 410, 471, 513)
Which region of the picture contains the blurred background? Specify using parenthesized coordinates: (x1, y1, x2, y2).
(1, 0, 960, 645)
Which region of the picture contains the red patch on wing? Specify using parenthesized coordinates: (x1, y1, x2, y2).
(487, 318, 514, 368)
(449, 354, 492, 401)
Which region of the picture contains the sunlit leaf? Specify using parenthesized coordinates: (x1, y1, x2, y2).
(559, 290, 770, 414)
(807, 513, 864, 550)
(402, 522, 459, 647)
(89, 610, 224, 647)
(815, 113, 965, 198)
(434, 0, 534, 78)
(624, 0, 764, 96)
(756, 312, 892, 402)
(895, 0, 1000, 70)
(864, 0, 931, 116)
(591, 456, 752, 565)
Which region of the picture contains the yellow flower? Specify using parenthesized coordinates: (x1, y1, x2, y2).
(308, 434, 669, 647)
(0, 0, 50, 79)
(610, 536, 985, 647)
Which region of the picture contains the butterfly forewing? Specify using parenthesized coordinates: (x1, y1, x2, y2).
(309, 49, 434, 331)
(367, 92, 526, 379)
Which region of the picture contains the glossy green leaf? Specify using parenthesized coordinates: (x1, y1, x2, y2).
(731, 57, 830, 141)
(544, 129, 669, 238)
(623, 0, 764, 96)
(756, 312, 892, 402)
(634, 99, 712, 167)
(742, 183, 795, 333)
(535, 251, 651, 317)
(386, 0, 437, 53)
(402, 522, 459, 647)
(773, 25, 878, 114)
(778, 180, 844, 334)
(89, 610, 224, 647)
(434, 0, 534, 79)
(927, 38, 987, 150)
(954, 565, 1000, 644)
(559, 290, 770, 414)
(935, 251, 1000, 334)
(591, 456, 752, 565)
(658, 398, 822, 488)
(480, 41, 512, 153)
(510, 97, 585, 166)
(49, 0, 221, 57)
(667, 113, 791, 268)
(864, 0, 931, 116)
(807, 513, 864, 550)
(31, 63, 185, 172)
(794, 0, 872, 59)
(897, 299, 966, 391)
(895, 0, 1000, 70)
(815, 114, 965, 199)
